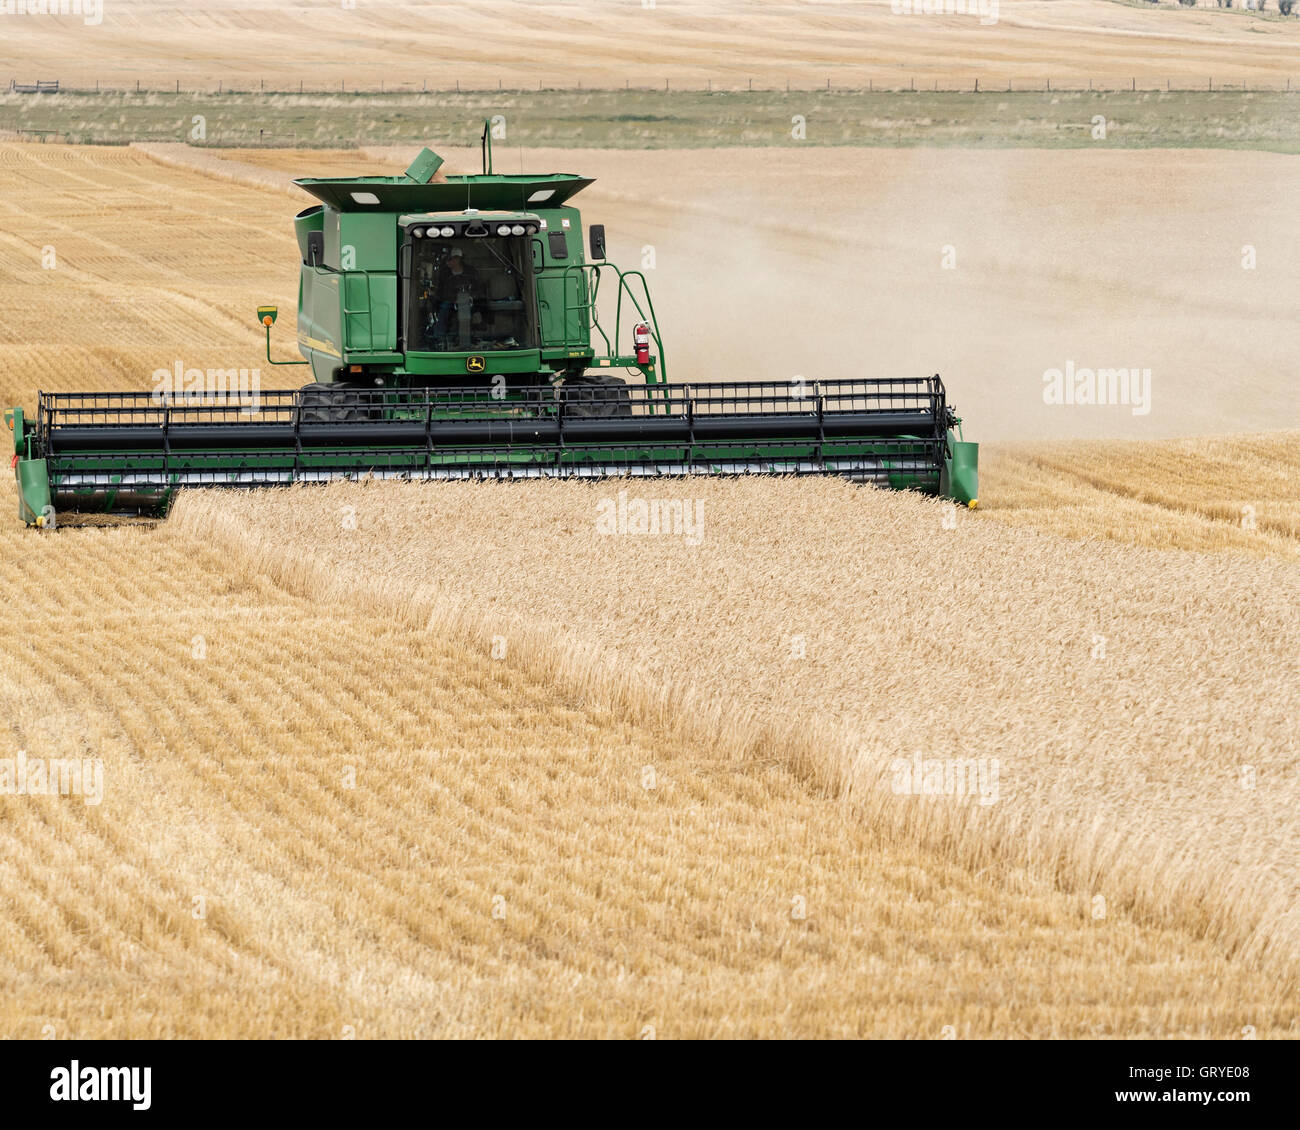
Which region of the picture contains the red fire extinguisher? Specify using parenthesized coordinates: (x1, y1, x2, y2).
(633, 322, 651, 365)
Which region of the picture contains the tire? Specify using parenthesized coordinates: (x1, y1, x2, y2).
(298, 383, 364, 423)
(563, 373, 633, 418)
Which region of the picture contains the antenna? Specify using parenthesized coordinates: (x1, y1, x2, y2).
(480, 118, 493, 175)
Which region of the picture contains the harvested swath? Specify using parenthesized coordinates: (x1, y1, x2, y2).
(172, 477, 1300, 977)
(0, 144, 305, 410)
(131, 143, 314, 198)
(984, 432, 1300, 557)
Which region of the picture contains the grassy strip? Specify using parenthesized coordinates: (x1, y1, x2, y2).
(2, 89, 1299, 150)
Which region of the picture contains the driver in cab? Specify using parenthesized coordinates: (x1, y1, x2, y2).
(429, 248, 482, 344)
(436, 248, 479, 303)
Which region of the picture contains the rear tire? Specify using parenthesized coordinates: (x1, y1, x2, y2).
(563, 373, 633, 418)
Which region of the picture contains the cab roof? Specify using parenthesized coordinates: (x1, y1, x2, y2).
(294, 173, 594, 214)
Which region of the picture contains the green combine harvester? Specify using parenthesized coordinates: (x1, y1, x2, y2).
(6, 126, 977, 527)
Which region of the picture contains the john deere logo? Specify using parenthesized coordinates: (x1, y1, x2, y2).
(466, 355, 486, 373)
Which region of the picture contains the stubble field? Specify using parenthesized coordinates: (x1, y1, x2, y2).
(3, 0, 1300, 89)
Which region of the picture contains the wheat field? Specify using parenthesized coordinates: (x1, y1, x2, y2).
(0, 501, 1294, 1038)
(1, 140, 1298, 1036)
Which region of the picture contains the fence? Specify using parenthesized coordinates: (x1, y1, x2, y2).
(5, 76, 1300, 96)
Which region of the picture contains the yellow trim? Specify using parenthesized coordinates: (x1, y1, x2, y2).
(297, 335, 342, 359)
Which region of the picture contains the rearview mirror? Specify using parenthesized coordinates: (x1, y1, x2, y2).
(589, 224, 606, 260)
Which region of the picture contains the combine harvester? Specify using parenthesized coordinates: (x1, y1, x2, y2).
(6, 127, 977, 526)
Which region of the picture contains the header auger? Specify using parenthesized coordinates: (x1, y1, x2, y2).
(8, 124, 977, 526)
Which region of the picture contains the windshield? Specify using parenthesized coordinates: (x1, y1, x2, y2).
(408, 235, 536, 352)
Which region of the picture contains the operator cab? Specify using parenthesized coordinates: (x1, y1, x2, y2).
(403, 212, 542, 355)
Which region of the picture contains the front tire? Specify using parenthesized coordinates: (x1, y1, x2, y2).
(563, 373, 633, 418)
(298, 383, 364, 423)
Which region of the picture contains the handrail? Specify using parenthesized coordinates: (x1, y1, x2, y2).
(342, 269, 378, 352)
(538, 260, 668, 388)
(613, 269, 666, 378)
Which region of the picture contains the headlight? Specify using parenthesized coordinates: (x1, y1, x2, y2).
(511, 225, 525, 236)
(440, 226, 455, 238)
(496, 225, 512, 236)
(525, 225, 538, 235)
(411, 227, 424, 238)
